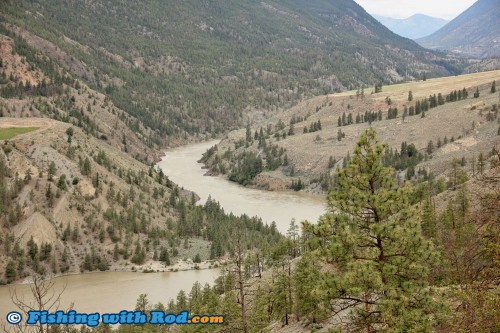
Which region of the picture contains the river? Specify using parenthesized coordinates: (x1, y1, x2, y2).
(0, 140, 326, 320)
(157, 140, 326, 234)
(0, 270, 220, 316)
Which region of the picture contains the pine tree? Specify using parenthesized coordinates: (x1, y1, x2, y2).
(57, 174, 67, 190)
(48, 161, 56, 181)
(249, 286, 271, 331)
(293, 253, 325, 323)
(427, 140, 434, 155)
(303, 129, 440, 332)
(45, 183, 54, 207)
(188, 282, 203, 313)
(272, 265, 292, 326)
(477, 153, 485, 175)
(328, 156, 335, 169)
(474, 87, 480, 98)
(245, 123, 251, 143)
(81, 157, 92, 176)
(160, 247, 170, 265)
(337, 129, 343, 141)
(5, 260, 17, 282)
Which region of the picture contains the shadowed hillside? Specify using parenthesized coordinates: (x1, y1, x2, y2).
(418, 0, 500, 58)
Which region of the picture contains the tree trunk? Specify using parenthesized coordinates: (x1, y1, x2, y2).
(236, 237, 248, 333)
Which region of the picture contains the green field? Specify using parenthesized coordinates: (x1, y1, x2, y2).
(0, 127, 38, 139)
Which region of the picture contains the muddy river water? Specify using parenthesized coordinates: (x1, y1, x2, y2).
(156, 140, 326, 234)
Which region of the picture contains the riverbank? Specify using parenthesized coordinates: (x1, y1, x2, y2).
(11, 258, 224, 286)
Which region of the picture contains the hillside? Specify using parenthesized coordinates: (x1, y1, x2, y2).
(0, 115, 286, 285)
(418, 0, 500, 58)
(0, 0, 462, 144)
(374, 14, 449, 39)
(0, 117, 178, 281)
(202, 70, 500, 192)
(0, 31, 162, 164)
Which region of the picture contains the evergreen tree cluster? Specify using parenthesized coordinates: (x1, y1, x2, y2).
(0, 154, 24, 228)
(228, 152, 263, 185)
(289, 115, 308, 126)
(341, 110, 383, 127)
(446, 87, 469, 102)
(0, 77, 64, 99)
(0, 26, 74, 99)
(208, 125, 289, 184)
(82, 247, 109, 272)
(386, 106, 398, 120)
(302, 120, 322, 133)
(382, 141, 423, 172)
(290, 178, 304, 191)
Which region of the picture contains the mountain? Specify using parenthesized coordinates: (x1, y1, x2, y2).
(0, 0, 458, 144)
(417, 0, 500, 58)
(373, 14, 449, 39)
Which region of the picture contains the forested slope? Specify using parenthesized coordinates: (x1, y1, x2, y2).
(0, 0, 460, 143)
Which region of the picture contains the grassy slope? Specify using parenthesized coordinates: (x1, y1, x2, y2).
(211, 70, 500, 190)
(0, 127, 38, 139)
(335, 70, 500, 100)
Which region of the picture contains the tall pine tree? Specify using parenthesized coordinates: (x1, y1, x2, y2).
(303, 129, 441, 332)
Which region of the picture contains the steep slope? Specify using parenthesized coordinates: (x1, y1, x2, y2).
(0, 30, 162, 164)
(374, 14, 449, 39)
(418, 0, 500, 58)
(0, 0, 458, 143)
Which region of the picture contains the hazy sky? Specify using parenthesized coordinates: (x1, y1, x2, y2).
(353, 0, 477, 20)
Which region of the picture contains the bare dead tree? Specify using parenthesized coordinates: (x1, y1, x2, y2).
(234, 234, 248, 333)
(2, 274, 69, 333)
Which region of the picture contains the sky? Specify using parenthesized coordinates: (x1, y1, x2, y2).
(353, 0, 477, 20)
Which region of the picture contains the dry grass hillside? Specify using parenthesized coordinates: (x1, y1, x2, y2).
(209, 70, 500, 192)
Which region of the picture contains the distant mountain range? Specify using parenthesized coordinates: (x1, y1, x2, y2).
(373, 14, 449, 40)
(417, 0, 500, 58)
